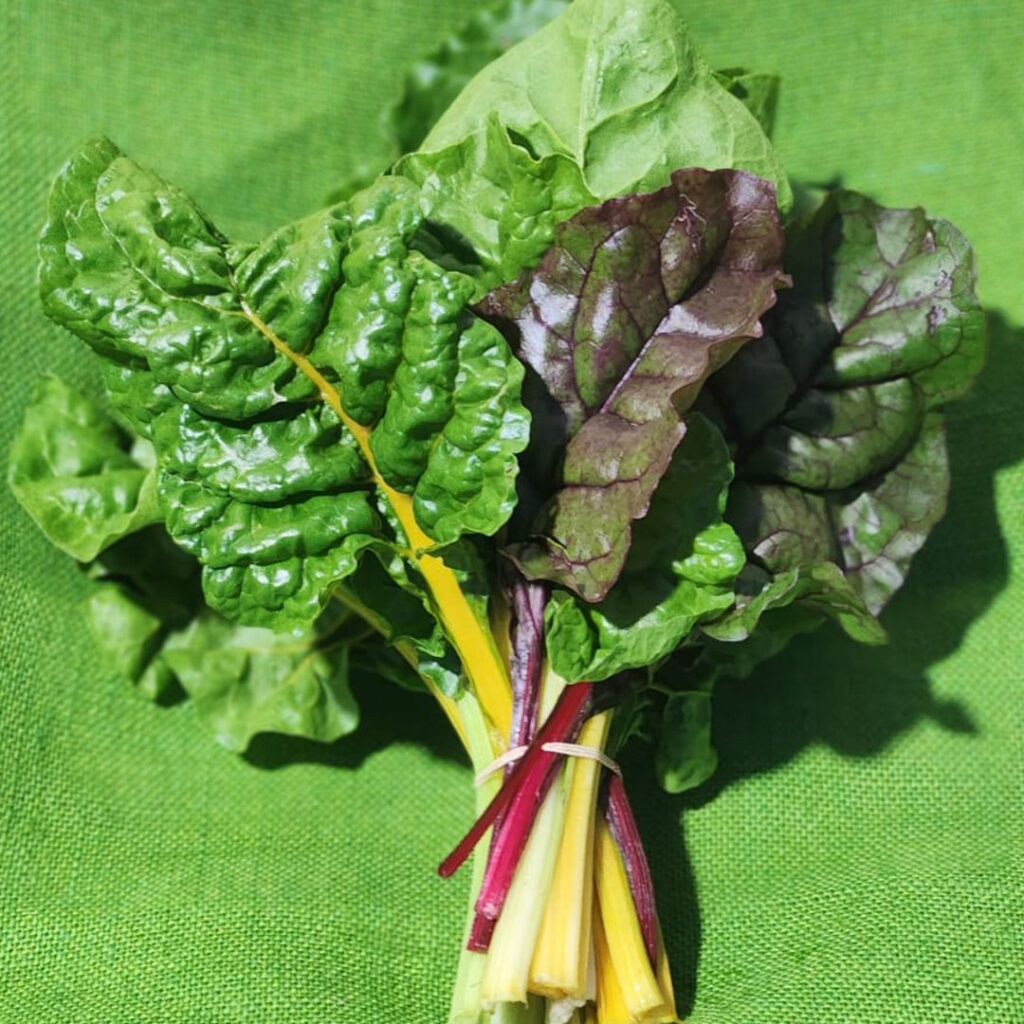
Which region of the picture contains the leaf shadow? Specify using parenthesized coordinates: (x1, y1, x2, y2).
(625, 309, 1022, 1012)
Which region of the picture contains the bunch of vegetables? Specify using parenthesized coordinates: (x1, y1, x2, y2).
(9, 1, 985, 1021)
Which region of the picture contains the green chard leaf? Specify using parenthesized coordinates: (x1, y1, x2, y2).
(713, 68, 781, 138)
(84, 527, 203, 701)
(39, 138, 530, 635)
(161, 602, 363, 753)
(397, 117, 595, 288)
(701, 189, 985, 651)
(8, 376, 162, 561)
(653, 661, 718, 794)
(482, 168, 788, 602)
(385, 0, 570, 155)
(422, 0, 791, 210)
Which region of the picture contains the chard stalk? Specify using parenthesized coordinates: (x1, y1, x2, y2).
(481, 758, 568, 1004)
(479, 668, 567, 1004)
(593, 820, 675, 1023)
(448, 692, 503, 1024)
(529, 711, 611, 1001)
(438, 680, 593, 882)
(603, 775, 658, 969)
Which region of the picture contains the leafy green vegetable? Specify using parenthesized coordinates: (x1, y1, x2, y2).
(544, 415, 744, 683)
(8, 376, 162, 561)
(713, 68, 781, 138)
(704, 189, 984, 634)
(397, 117, 594, 287)
(654, 670, 718, 794)
(11, 6, 993, 1017)
(39, 138, 530, 633)
(422, 0, 791, 209)
(84, 527, 201, 701)
(161, 602, 362, 752)
(483, 168, 787, 602)
(385, 0, 569, 155)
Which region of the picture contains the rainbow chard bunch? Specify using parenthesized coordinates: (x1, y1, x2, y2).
(10, 1, 984, 1021)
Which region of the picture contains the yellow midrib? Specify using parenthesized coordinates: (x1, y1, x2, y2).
(240, 303, 512, 742)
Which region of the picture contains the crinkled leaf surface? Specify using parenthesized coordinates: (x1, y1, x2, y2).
(545, 415, 744, 683)
(7, 376, 162, 561)
(397, 117, 595, 288)
(697, 189, 984, 670)
(39, 138, 529, 631)
(385, 0, 569, 155)
(422, 0, 790, 209)
(484, 168, 787, 601)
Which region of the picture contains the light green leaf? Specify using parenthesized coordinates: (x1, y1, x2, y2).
(8, 376, 163, 561)
(162, 605, 361, 753)
(713, 68, 781, 138)
(397, 117, 595, 286)
(422, 0, 790, 209)
(385, 0, 570, 155)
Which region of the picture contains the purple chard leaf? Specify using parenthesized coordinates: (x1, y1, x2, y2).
(481, 168, 789, 602)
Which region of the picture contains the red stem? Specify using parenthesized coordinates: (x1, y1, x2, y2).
(603, 772, 659, 970)
(437, 682, 593, 874)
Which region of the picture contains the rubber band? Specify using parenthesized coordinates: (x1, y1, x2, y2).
(474, 742, 621, 787)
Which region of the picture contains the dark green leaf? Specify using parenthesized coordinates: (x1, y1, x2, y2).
(655, 676, 718, 794)
(699, 188, 984, 663)
(40, 139, 529, 632)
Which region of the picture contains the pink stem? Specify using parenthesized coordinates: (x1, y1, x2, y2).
(603, 772, 659, 970)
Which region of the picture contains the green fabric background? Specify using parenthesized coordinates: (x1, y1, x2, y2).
(2, 1, 1021, 1021)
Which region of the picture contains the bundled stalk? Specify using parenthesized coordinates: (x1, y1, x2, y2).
(9, 0, 984, 1020)
(438, 583, 673, 1024)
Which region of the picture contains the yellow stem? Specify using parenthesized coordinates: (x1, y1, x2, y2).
(242, 303, 512, 741)
(593, 819, 675, 1023)
(529, 711, 611, 999)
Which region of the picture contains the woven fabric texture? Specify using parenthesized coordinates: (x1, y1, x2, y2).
(1, 2, 1021, 1022)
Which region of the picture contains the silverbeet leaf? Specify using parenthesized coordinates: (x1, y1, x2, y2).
(39, 138, 529, 631)
(483, 168, 787, 602)
(8, 376, 162, 561)
(713, 68, 781, 139)
(544, 415, 745, 683)
(84, 527, 202, 701)
(704, 190, 983, 622)
(700, 188, 984, 653)
(161, 602, 363, 753)
(397, 116, 595, 289)
(385, 0, 570, 155)
(422, 0, 791, 210)
(654, 669, 717, 794)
